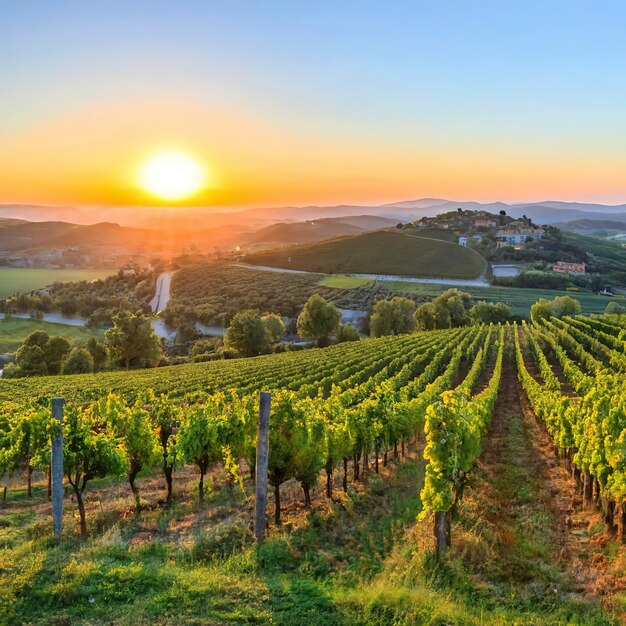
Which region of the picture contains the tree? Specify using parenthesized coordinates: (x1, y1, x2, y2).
(44, 336, 71, 375)
(224, 310, 272, 356)
(23, 330, 50, 349)
(297, 295, 340, 347)
(86, 337, 107, 372)
(415, 302, 438, 331)
(434, 289, 470, 326)
(414, 289, 471, 330)
(262, 313, 286, 344)
(370, 297, 416, 337)
(190, 338, 221, 362)
(63, 405, 126, 537)
(337, 323, 360, 342)
(552, 295, 581, 318)
(104, 311, 163, 369)
(530, 298, 554, 323)
(469, 301, 513, 324)
(15, 344, 47, 376)
(62, 347, 94, 374)
(605, 301, 626, 316)
(10, 331, 74, 376)
(530, 295, 581, 322)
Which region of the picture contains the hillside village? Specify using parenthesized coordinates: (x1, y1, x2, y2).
(391, 209, 626, 290)
(411, 209, 545, 250)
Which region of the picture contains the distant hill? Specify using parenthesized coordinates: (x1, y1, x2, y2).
(0, 218, 252, 254)
(43, 222, 162, 249)
(242, 215, 397, 246)
(0, 221, 79, 251)
(0, 217, 28, 229)
(381, 198, 449, 209)
(552, 219, 626, 236)
(245, 230, 484, 279)
(0, 220, 166, 252)
(4, 198, 626, 234)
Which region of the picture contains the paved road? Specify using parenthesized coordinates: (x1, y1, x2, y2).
(233, 263, 313, 275)
(236, 263, 490, 288)
(150, 271, 175, 313)
(352, 273, 489, 287)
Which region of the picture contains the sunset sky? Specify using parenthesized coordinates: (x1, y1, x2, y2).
(2, 1, 626, 208)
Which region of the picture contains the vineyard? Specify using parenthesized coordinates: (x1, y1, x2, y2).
(1, 317, 625, 624)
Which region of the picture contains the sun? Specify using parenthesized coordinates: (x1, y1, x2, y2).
(138, 151, 206, 201)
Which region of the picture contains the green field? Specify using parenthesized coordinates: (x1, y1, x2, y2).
(381, 280, 615, 316)
(0, 318, 103, 353)
(317, 274, 373, 288)
(0, 268, 116, 298)
(247, 230, 484, 279)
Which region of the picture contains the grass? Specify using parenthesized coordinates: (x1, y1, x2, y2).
(0, 268, 116, 298)
(0, 318, 103, 353)
(246, 230, 485, 279)
(0, 444, 617, 625)
(317, 275, 373, 288)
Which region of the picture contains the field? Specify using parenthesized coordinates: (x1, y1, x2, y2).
(0, 268, 117, 298)
(0, 318, 103, 354)
(317, 274, 373, 288)
(1, 317, 625, 624)
(246, 230, 485, 279)
(168, 264, 339, 324)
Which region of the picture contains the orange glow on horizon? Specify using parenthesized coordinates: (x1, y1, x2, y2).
(2, 99, 626, 208)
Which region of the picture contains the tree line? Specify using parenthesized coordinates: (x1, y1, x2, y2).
(3, 311, 162, 378)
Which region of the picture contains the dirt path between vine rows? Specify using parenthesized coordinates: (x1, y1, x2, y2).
(459, 362, 624, 621)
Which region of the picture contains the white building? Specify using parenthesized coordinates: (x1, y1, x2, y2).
(458, 236, 468, 247)
(496, 228, 544, 245)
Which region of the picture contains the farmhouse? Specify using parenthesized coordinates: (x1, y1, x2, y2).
(553, 260, 586, 274)
(496, 228, 544, 245)
(474, 218, 497, 228)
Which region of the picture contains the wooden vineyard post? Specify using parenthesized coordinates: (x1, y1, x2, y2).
(51, 397, 65, 540)
(434, 511, 448, 560)
(254, 392, 271, 544)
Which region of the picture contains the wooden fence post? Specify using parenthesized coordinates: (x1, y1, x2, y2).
(434, 511, 448, 560)
(254, 392, 271, 544)
(51, 397, 65, 540)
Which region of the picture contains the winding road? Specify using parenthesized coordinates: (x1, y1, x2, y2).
(235, 262, 491, 288)
(150, 271, 175, 313)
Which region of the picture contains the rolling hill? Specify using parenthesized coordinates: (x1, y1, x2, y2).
(242, 215, 397, 246)
(245, 230, 484, 279)
(5, 199, 626, 232)
(552, 219, 626, 236)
